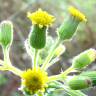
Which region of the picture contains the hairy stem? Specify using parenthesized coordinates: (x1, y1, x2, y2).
(2, 46, 23, 76)
(2, 46, 11, 65)
(33, 49, 39, 68)
(8, 65, 23, 76)
(48, 67, 74, 82)
(41, 39, 61, 70)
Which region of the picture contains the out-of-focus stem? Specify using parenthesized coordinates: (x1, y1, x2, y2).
(7, 65, 23, 76)
(48, 67, 74, 82)
(0, 60, 4, 65)
(60, 67, 74, 76)
(41, 39, 61, 70)
(44, 57, 60, 70)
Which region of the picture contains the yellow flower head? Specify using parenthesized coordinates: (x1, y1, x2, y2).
(21, 68, 48, 94)
(68, 6, 87, 22)
(27, 9, 55, 28)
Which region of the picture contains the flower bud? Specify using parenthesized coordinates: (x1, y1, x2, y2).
(0, 21, 13, 48)
(80, 71, 96, 86)
(68, 76, 92, 90)
(72, 49, 96, 69)
(27, 9, 55, 49)
(58, 6, 87, 41)
(58, 16, 79, 40)
(28, 24, 47, 49)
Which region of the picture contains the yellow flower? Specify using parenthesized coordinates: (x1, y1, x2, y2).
(27, 9, 55, 28)
(68, 6, 87, 22)
(21, 67, 48, 94)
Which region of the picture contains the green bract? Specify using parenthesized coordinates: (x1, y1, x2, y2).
(0, 21, 13, 48)
(58, 16, 79, 40)
(28, 24, 47, 49)
(80, 71, 96, 86)
(68, 76, 92, 90)
(72, 49, 96, 69)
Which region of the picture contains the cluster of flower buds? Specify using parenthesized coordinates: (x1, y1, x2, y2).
(68, 49, 96, 90)
(0, 6, 96, 96)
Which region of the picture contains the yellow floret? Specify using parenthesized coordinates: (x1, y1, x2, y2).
(21, 67, 48, 93)
(27, 9, 55, 28)
(68, 6, 87, 22)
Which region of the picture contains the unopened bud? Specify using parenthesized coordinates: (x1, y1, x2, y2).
(0, 21, 13, 48)
(28, 24, 47, 49)
(72, 49, 96, 69)
(68, 76, 92, 90)
(58, 16, 79, 40)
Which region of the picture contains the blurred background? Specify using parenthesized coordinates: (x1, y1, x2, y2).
(0, 0, 96, 96)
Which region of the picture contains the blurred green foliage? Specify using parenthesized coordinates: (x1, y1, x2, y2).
(0, 74, 7, 85)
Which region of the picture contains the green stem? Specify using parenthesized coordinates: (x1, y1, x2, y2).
(41, 39, 61, 70)
(33, 49, 38, 68)
(48, 67, 74, 82)
(60, 67, 74, 77)
(2, 46, 11, 65)
(8, 65, 23, 76)
(2, 46, 23, 76)
(48, 74, 62, 82)
(45, 57, 60, 70)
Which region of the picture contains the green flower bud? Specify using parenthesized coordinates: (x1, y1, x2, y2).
(0, 21, 13, 48)
(68, 76, 92, 90)
(72, 49, 96, 69)
(58, 6, 87, 41)
(28, 24, 47, 49)
(58, 16, 79, 40)
(80, 71, 96, 86)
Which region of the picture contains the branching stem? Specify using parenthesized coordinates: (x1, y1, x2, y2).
(42, 38, 61, 70)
